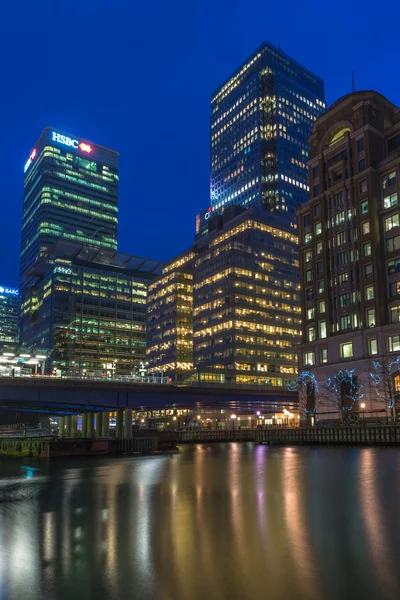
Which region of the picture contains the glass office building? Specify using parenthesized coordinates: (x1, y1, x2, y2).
(193, 208, 301, 387)
(147, 208, 301, 388)
(20, 240, 162, 376)
(196, 41, 325, 237)
(21, 128, 119, 283)
(146, 250, 194, 380)
(0, 286, 19, 347)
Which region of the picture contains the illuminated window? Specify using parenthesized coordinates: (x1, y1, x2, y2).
(384, 193, 398, 209)
(367, 307, 376, 327)
(363, 242, 372, 257)
(382, 171, 396, 189)
(319, 300, 326, 313)
(369, 339, 378, 355)
(365, 285, 374, 301)
(316, 241, 323, 255)
(307, 326, 316, 342)
(304, 232, 312, 244)
(385, 214, 399, 231)
(340, 342, 353, 359)
(388, 259, 400, 274)
(360, 200, 369, 215)
(319, 321, 327, 339)
(362, 221, 370, 235)
(315, 222, 322, 235)
(306, 269, 313, 282)
(317, 280, 324, 294)
(305, 250, 312, 263)
(390, 306, 400, 323)
(320, 348, 328, 364)
(307, 307, 315, 320)
(303, 351, 315, 366)
(388, 335, 400, 352)
(389, 282, 400, 297)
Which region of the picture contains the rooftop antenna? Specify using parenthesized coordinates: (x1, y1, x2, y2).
(352, 70, 355, 93)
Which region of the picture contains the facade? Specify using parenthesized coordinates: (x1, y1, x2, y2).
(193, 208, 300, 387)
(0, 285, 19, 347)
(297, 90, 400, 417)
(196, 41, 325, 238)
(20, 240, 162, 375)
(147, 208, 301, 388)
(146, 250, 194, 380)
(21, 128, 119, 283)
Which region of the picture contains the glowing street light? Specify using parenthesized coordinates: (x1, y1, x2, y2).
(361, 403, 365, 409)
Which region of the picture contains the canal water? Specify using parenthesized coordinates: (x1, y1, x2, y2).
(1, 444, 400, 600)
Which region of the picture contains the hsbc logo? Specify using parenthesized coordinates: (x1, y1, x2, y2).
(52, 132, 93, 153)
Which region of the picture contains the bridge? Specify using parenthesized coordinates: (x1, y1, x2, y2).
(0, 376, 297, 415)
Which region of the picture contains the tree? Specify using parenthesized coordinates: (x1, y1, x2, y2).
(369, 356, 400, 420)
(288, 371, 325, 421)
(324, 369, 364, 420)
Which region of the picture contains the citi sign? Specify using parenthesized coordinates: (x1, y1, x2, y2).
(51, 132, 93, 153)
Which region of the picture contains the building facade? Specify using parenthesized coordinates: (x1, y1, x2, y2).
(193, 208, 300, 387)
(20, 240, 161, 376)
(297, 90, 400, 417)
(196, 41, 326, 238)
(146, 250, 194, 380)
(0, 285, 19, 348)
(147, 208, 301, 388)
(21, 128, 119, 283)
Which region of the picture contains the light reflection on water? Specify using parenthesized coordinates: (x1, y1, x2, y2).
(1, 445, 400, 599)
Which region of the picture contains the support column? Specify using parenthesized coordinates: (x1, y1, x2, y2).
(95, 412, 103, 437)
(124, 409, 133, 439)
(102, 412, 109, 437)
(116, 409, 123, 439)
(59, 416, 65, 438)
(65, 415, 72, 437)
(87, 413, 94, 438)
(71, 415, 78, 437)
(81, 414, 88, 438)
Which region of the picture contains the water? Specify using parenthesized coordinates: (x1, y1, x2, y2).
(1, 444, 400, 600)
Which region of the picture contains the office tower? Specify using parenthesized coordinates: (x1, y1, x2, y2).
(147, 207, 301, 388)
(21, 128, 119, 283)
(146, 250, 195, 381)
(0, 285, 19, 348)
(193, 208, 300, 386)
(20, 239, 162, 375)
(196, 41, 325, 238)
(297, 90, 400, 417)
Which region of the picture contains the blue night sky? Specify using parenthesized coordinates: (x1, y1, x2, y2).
(1, 0, 399, 287)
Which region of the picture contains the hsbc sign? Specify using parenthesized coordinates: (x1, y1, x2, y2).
(51, 132, 93, 153)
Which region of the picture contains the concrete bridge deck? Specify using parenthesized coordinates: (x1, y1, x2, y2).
(0, 376, 297, 414)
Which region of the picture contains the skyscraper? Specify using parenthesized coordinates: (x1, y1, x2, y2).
(196, 41, 325, 237)
(21, 128, 119, 283)
(0, 285, 19, 348)
(20, 239, 162, 375)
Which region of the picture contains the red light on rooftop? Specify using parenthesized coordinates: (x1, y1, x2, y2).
(79, 142, 93, 153)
